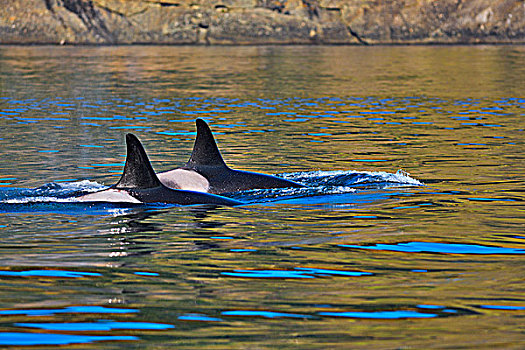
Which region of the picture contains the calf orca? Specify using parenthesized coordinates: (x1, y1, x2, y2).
(77, 133, 243, 206)
(157, 119, 305, 194)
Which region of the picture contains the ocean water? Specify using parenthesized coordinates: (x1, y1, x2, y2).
(0, 45, 523, 349)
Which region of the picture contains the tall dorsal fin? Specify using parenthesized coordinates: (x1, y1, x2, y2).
(186, 118, 227, 168)
(114, 134, 162, 189)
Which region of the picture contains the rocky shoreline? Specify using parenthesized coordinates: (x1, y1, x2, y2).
(1, 0, 524, 45)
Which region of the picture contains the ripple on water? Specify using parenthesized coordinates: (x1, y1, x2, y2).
(319, 310, 437, 319)
(221, 267, 373, 279)
(178, 313, 224, 322)
(477, 305, 525, 311)
(220, 304, 470, 320)
(0, 54, 524, 350)
(222, 310, 314, 319)
(0, 306, 138, 316)
(15, 320, 174, 331)
(0, 270, 101, 278)
(0, 303, 158, 346)
(339, 242, 525, 255)
(0, 333, 137, 346)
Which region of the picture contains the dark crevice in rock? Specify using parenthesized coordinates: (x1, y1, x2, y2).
(347, 26, 369, 45)
(258, 0, 286, 13)
(159, 2, 180, 7)
(94, 3, 133, 19)
(302, 0, 320, 20)
(45, 0, 72, 33)
(62, 0, 114, 43)
(44, 0, 54, 12)
(196, 21, 210, 45)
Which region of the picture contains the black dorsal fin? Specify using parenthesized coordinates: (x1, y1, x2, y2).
(186, 119, 227, 168)
(114, 134, 162, 189)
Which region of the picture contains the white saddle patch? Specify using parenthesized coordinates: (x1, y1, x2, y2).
(157, 168, 210, 192)
(77, 189, 141, 203)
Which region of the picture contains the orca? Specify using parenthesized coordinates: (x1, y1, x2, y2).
(157, 119, 305, 194)
(77, 133, 243, 206)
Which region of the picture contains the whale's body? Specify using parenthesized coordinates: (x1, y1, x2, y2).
(158, 119, 304, 194)
(77, 133, 242, 206)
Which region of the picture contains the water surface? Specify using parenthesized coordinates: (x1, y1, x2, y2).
(0, 45, 523, 349)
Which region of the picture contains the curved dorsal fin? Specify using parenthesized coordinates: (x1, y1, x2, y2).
(114, 133, 162, 189)
(186, 118, 227, 168)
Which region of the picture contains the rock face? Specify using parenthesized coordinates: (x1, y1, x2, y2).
(1, 0, 524, 44)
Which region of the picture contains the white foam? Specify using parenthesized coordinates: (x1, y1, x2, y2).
(281, 169, 423, 186)
(328, 186, 359, 194)
(1, 180, 109, 204)
(356, 169, 423, 186)
(55, 180, 108, 193)
(3, 197, 79, 204)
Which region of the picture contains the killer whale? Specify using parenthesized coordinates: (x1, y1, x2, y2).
(77, 133, 242, 206)
(157, 119, 305, 194)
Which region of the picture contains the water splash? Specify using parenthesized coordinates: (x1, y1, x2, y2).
(0, 180, 106, 204)
(0, 170, 423, 209)
(282, 169, 423, 188)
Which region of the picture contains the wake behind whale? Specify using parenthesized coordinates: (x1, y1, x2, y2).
(0, 169, 422, 211)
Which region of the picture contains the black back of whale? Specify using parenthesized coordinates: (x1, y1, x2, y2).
(181, 119, 304, 194)
(112, 134, 242, 206)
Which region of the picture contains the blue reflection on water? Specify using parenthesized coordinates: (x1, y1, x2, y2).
(479, 305, 525, 311)
(417, 304, 444, 309)
(0, 270, 101, 278)
(222, 267, 372, 279)
(0, 306, 138, 316)
(319, 310, 436, 319)
(294, 267, 373, 277)
(0, 333, 137, 346)
(340, 242, 525, 254)
(79, 144, 104, 148)
(15, 320, 173, 331)
(178, 313, 223, 322)
(134, 272, 159, 276)
(222, 310, 313, 319)
(467, 197, 517, 202)
(222, 269, 315, 279)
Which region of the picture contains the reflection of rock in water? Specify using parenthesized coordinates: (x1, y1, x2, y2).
(1, 0, 523, 44)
